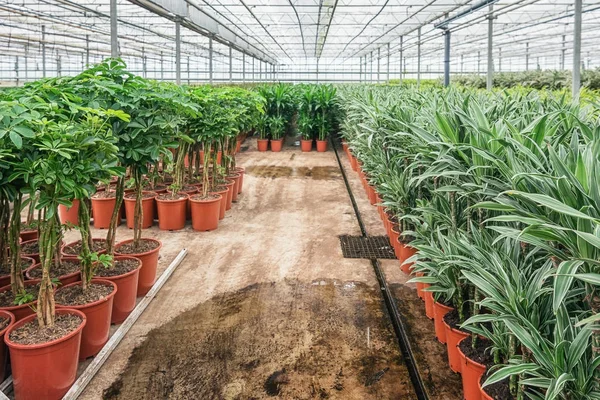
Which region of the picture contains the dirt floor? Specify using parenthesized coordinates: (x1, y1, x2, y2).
(49, 138, 461, 399)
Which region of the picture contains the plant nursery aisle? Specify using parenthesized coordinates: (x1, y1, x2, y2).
(73, 141, 452, 400)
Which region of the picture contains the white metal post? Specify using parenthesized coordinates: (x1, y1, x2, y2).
(444, 29, 450, 87)
(573, 0, 582, 100)
(175, 20, 181, 84)
(526, 42, 529, 71)
(417, 27, 421, 88)
(499, 47, 502, 72)
(377, 47, 381, 83)
(209, 37, 213, 84)
(561, 34, 566, 70)
(359, 56, 363, 82)
(399, 36, 403, 84)
(242, 53, 246, 83)
(41, 25, 47, 77)
(487, 4, 494, 91)
(110, 0, 118, 58)
(387, 43, 390, 83)
(229, 46, 232, 83)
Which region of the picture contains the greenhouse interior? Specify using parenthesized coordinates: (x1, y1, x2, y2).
(0, 1, 599, 399)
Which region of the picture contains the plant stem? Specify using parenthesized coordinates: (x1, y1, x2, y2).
(37, 207, 56, 328)
(9, 193, 25, 294)
(105, 176, 125, 259)
(78, 199, 92, 290)
(133, 167, 143, 249)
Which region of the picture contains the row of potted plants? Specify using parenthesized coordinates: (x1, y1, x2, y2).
(0, 59, 263, 399)
(340, 85, 599, 400)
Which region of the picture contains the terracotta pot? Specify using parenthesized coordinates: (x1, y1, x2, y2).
(58, 199, 80, 226)
(458, 338, 487, 400)
(350, 153, 358, 172)
(444, 320, 470, 373)
(316, 139, 328, 152)
(199, 150, 222, 165)
(300, 139, 312, 152)
(424, 289, 435, 320)
(0, 281, 38, 321)
(61, 238, 108, 258)
(190, 195, 222, 231)
(480, 380, 494, 400)
(98, 256, 141, 324)
(399, 243, 417, 274)
(155, 193, 187, 231)
(342, 141, 349, 153)
(415, 271, 425, 300)
(228, 173, 241, 202)
(257, 139, 269, 152)
(180, 186, 198, 220)
(270, 138, 283, 152)
(5, 308, 86, 400)
(434, 301, 454, 344)
(115, 238, 162, 297)
(0, 257, 34, 288)
(0, 310, 14, 381)
(124, 191, 156, 229)
(235, 167, 245, 194)
(211, 187, 229, 220)
(91, 194, 121, 229)
(21, 238, 40, 263)
(390, 226, 401, 257)
(224, 180, 235, 211)
(56, 279, 116, 359)
(367, 185, 377, 205)
(19, 228, 38, 242)
(236, 139, 242, 153)
(25, 259, 81, 286)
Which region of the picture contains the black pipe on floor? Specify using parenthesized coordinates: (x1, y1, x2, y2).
(330, 137, 430, 400)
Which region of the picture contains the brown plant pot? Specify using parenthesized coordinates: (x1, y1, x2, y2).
(415, 271, 425, 300)
(96, 256, 141, 324)
(458, 338, 487, 400)
(0, 281, 39, 321)
(300, 139, 312, 152)
(350, 153, 358, 172)
(5, 308, 86, 400)
(56, 279, 116, 359)
(228, 173, 241, 202)
(61, 238, 108, 258)
(367, 185, 377, 205)
(115, 238, 162, 297)
(316, 140, 328, 152)
(91, 193, 121, 229)
(199, 150, 222, 165)
(0, 310, 15, 381)
(443, 320, 470, 373)
(19, 227, 38, 243)
(399, 242, 417, 274)
(190, 194, 222, 231)
(25, 258, 81, 286)
(390, 226, 401, 258)
(235, 167, 245, 194)
(424, 289, 435, 320)
(433, 301, 454, 344)
(21, 238, 40, 263)
(58, 199, 80, 226)
(0, 257, 35, 288)
(210, 188, 229, 220)
(155, 193, 189, 231)
(257, 138, 269, 152)
(224, 180, 235, 211)
(342, 140, 349, 153)
(270, 138, 283, 152)
(124, 191, 156, 229)
(180, 186, 198, 220)
(236, 139, 242, 153)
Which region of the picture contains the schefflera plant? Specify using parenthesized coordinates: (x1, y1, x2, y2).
(14, 108, 121, 326)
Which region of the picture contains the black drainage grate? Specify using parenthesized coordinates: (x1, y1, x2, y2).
(339, 235, 397, 260)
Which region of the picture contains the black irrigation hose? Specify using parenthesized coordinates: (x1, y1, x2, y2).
(330, 137, 429, 400)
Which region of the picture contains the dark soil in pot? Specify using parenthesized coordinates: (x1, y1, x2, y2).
(190, 193, 220, 201)
(0, 258, 32, 276)
(156, 193, 187, 201)
(143, 184, 167, 192)
(0, 315, 10, 331)
(55, 282, 114, 306)
(0, 283, 39, 307)
(8, 313, 83, 345)
(62, 239, 108, 256)
(124, 192, 156, 200)
(21, 241, 39, 254)
(92, 190, 117, 199)
(459, 338, 493, 365)
(443, 308, 470, 332)
(96, 258, 140, 278)
(116, 239, 160, 254)
(27, 259, 79, 280)
(480, 372, 514, 400)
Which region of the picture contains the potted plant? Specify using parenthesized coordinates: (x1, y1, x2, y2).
(269, 115, 285, 152)
(315, 85, 338, 152)
(256, 113, 269, 152)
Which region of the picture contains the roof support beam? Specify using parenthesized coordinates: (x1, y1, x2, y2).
(443, 29, 450, 87)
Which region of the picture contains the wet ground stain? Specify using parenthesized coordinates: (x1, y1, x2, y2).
(245, 165, 342, 180)
(389, 284, 463, 400)
(104, 279, 416, 400)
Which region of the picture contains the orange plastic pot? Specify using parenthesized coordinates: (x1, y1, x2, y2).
(91, 194, 121, 229)
(99, 256, 141, 324)
(56, 279, 116, 360)
(199, 150, 222, 165)
(124, 191, 156, 229)
(342, 140, 349, 153)
(211, 188, 229, 220)
(115, 238, 162, 297)
(480, 380, 494, 400)
(0, 281, 38, 321)
(271, 138, 283, 152)
(21, 238, 40, 263)
(415, 271, 424, 300)
(58, 199, 80, 226)
(0, 257, 34, 288)
(434, 301, 454, 344)
(257, 139, 269, 152)
(5, 308, 86, 400)
(458, 338, 487, 400)
(0, 310, 15, 380)
(235, 167, 245, 194)
(224, 180, 235, 211)
(399, 243, 417, 274)
(316, 140, 328, 152)
(229, 173, 241, 202)
(19, 228, 38, 242)
(301, 139, 312, 152)
(444, 320, 470, 373)
(350, 153, 358, 172)
(156, 194, 189, 231)
(25, 259, 81, 286)
(390, 226, 401, 257)
(236, 139, 242, 153)
(424, 289, 435, 320)
(190, 195, 222, 231)
(367, 185, 377, 205)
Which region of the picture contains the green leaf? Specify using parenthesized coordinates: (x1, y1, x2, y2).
(553, 260, 584, 312)
(483, 363, 539, 387)
(9, 131, 22, 148)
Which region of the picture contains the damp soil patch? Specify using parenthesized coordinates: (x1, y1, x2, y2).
(9, 313, 82, 345)
(104, 279, 417, 399)
(245, 165, 342, 180)
(388, 283, 463, 399)
(55, 282, 113, 306)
